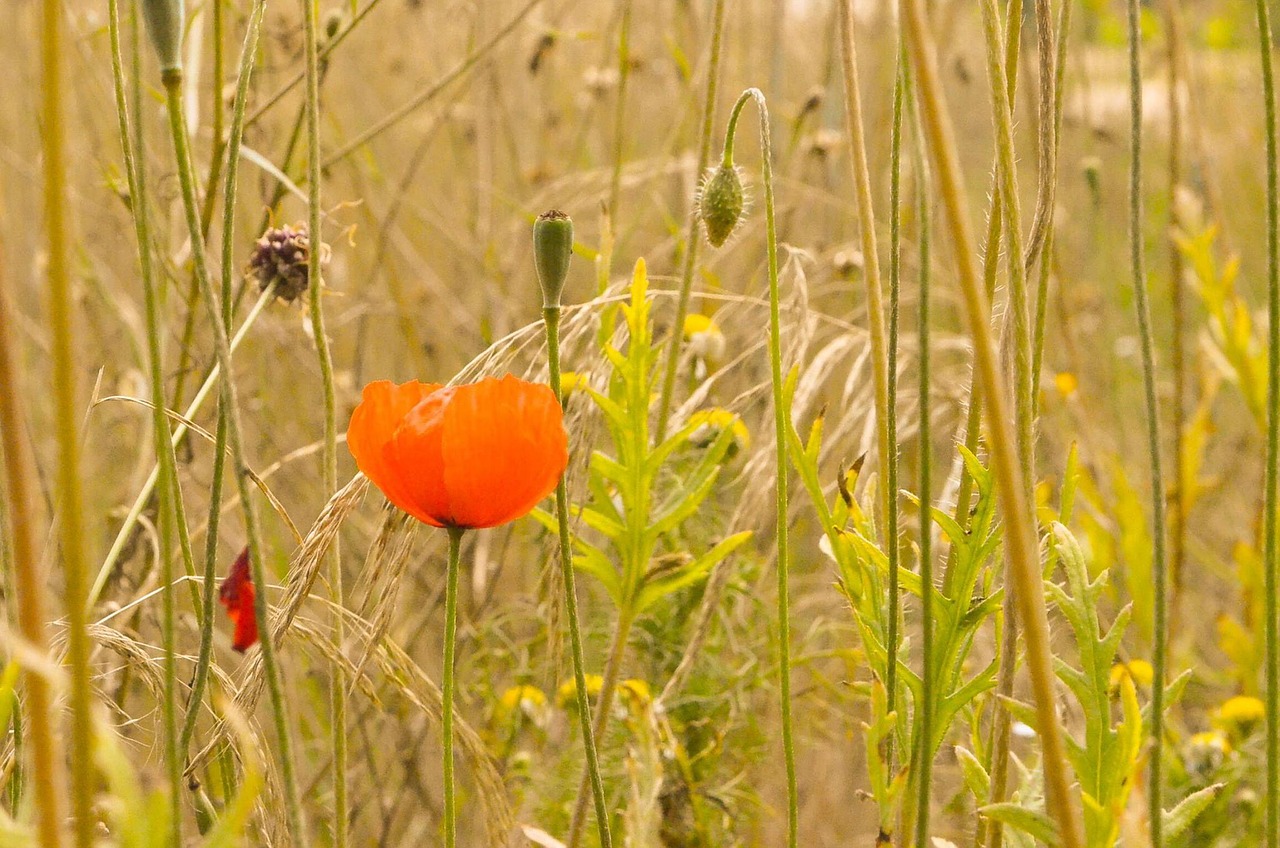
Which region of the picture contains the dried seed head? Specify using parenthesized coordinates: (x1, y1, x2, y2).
(698, 164, 746, 248)
(247, 224, 326, 304)
(141, 0, 185, 73)
(533, 210, 574, 309)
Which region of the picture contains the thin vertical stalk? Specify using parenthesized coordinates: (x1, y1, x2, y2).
(886, 48, 906, 775)
(910, 76, 934, 848)
(179, 0, 268, 757)
(724, 87, 796, 848)
(607, 0, 632, 225)
(1124, 0, 1171, 842)
(837, 1, 897, 745)
(655, 0, 728, 440)
(302, 0, 347, 839)
(441, 527, 464, 848)
(1164, 0, 1187, 628)
(41, 0, 94, 842)
(898, 1, 1083, 845)
(108, 7, 197, 835)
(545, 306, 615, 848)
(0, 171, 64, 848)
(1254, 0, 1280, 840)
(161, 69, 309, 843)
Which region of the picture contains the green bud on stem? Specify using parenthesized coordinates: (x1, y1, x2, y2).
(140, 0, 185, 73)
(534, 210, 574, 309)
(699, 164, 745, 248)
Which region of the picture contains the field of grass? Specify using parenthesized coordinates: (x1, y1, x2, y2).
(2, 0, 1280, 845)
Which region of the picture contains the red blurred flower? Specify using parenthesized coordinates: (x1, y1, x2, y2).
(347, 374, 569, 529)
(219, 547, 258, 652)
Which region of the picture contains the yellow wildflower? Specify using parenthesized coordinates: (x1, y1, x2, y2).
(560, 371, 587, 396)
(687, 408, 750, 454)
(1108, 660, 1154, 695)
(1054, 372, 1079, 399)
(1214, 695, 1266, 740)
(556, 674, 604, 709)
(683, 313, 726, 365)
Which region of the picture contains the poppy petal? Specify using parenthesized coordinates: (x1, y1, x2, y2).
(386, 387, 456, 527)
(219, 547, 259, 652)
(441, 375, 568, 529)
(348, 380, 445, 526)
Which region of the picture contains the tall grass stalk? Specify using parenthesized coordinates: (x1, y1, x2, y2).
(0, 171, 64, 848)
(898, 1, 1083, 845)
(655, 0, 728, 440)
(1164, 0, 1188, 626)
(607, 0, 632, 225)
(179, 0, 269, 757)
(837, 1, 897, 751)
(1254, 0, 1280, 840)
(1123, 0, 1171, 841)
(909, 69, 935, 847)
(724, 86, 797, 848)
(160, 66, 309, 843)
(886, 46, 905, 790)
(107, 0, 189, 837)
(41, 0, 94, 842)
(302, 0, 349, 838)
(544, 302, 615, 848)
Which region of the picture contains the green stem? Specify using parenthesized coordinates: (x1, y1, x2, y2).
(442, 527, 464, 848)
(898, 1, 1083, 844)
(41, 0, 93, 842)
(566, 603, 634, 848)
(161, 69, 309, 844)
(545, 306, 615, 848)
(910, 73, 934, 848)
(838, 2, 898, 759)
(607, 0, 632, 226)
(301, 0, 348, 839)
(179, 0, 269, 758)
(885, 46, 905, 780)
(1254, 0, 1279, 841)
(655, 0, 728, 440)
(1125, 1, 1170, 843)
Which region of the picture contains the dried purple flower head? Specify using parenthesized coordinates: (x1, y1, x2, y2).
(247, 224, 327, 304)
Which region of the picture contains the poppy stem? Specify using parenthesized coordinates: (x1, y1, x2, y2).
(544, 304, 615, 848)
(442, 527, 464, 848)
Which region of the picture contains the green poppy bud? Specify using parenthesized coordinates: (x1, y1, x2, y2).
(533, 210, 574, 308)
(699, 164, 745, 248)
(140, 0, 185, 73)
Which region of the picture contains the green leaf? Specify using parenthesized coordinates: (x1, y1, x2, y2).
(573, 540, 623, 605)
(634, 531, 753, 612)
(979, 803, 1060, 846)
(1161, 783, 1223, 841)
(955, 745, 991, 802)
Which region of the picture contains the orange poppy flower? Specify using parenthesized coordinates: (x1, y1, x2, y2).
(347, 374, 569, 529)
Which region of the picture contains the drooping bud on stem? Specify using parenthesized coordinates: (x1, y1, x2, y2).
(699, 163, 745, 248)
(534, 210, 574, 309)
(140, 0, 185, 73)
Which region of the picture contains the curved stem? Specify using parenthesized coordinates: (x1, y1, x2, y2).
(655, 0, 729, 440)
(729, 86, 797, 848)
(442, 527, 464, 848)
(161, 69, 309, 844)
(545, 306, 615, 848)
(898, 1, 1082, 845)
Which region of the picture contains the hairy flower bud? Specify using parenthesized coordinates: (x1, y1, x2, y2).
(698, 164, 745, 248)
(533, 210, 574, 309)
(140, 0, 185, 73)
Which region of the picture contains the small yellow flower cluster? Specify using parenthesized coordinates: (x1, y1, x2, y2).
(1214, 695, 1265, 742)
(687, 408, 750, 454)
